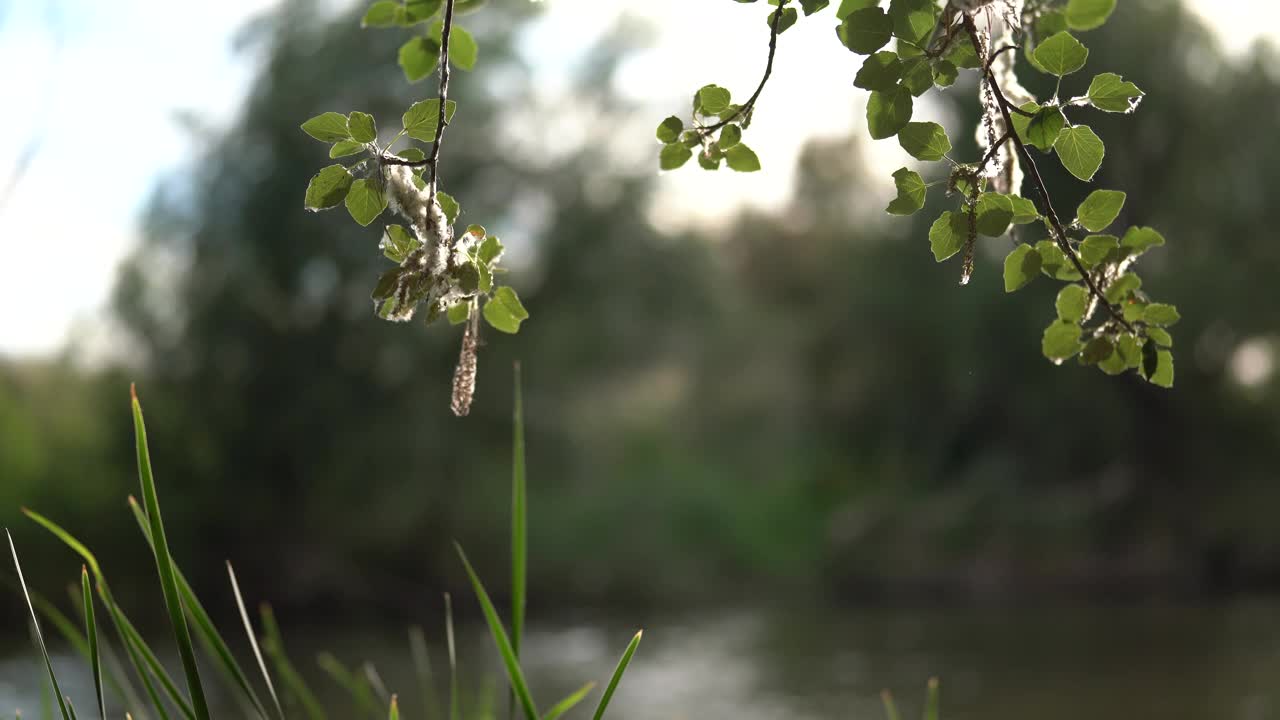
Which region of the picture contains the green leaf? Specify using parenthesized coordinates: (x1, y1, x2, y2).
(1055, 125, 1105, 181)
(1037, 9, 1069, 36)
(975, 193, 1014, 237)
(1142, 303, 1181, 327)
(329, 140, 365, 158)
(1003, 244, 1041, 292)
(404, 0, 444, 23)
(382, 224, 422, 263)
(479, 235, 503, 265)
(362, 1, 400, 27)
(1079, 234, 1119, 267)
(304, 164, 354, 210)
(1042, 319, 1084, 361)
(945, 28, 982, 68)
(886, 167, 926, 215)
(402, 98, 458, 141)
(1055, 284, 1089, 322)
(928, 210, 968, 262)
(1009, 195, 1039, 224)
(1033, 32, 1089, 76)
(1011, 103, 1065, 152)
(896, 121, 950, 161)
(346, 111, 376, 144)
(483, 286, 529, 334)
(398, 36, 440, 83)
(898, 57, 933, 96)
(1104, 272, 1141, 304)
(346, 178, 387, 226)
(436, 191, 460, 224)
(448, 25, 478, 69)
(725, 143, 762, 172)
(394, 147, 426, 162)
(1120, 226, 1165, 257)
(889, 0, 937, 46)
(1145, 347, 1175, 387)
(866, 85, 913, 140)
(656, 116, 683, 143)
(1080, 336, 1114, 365)
(1064, 0, 1116, 31)
(838, 7, 893, 54)
(1075, 189, 1125, 232)
(932, 59, 958, 87)
(660, 142, 693, 170)
(591, 631, 643, 720)
(836, 0, 878, 20)
(301, 112, 352, 143)
(1147, 327, 1174, 348)
(800, 0, 830, 15)
(719, 125, 743, 149)
(854, 51, 902, 91)
(1085, 72, 1144, 113)
(1124, 301, 1147, 324)
(1036, 240, 1083, 280)
(447, 302, 470, 325)
(696, 85, 732, 115)
(542, 683, 595, 720)
(768, 7, 799, 33)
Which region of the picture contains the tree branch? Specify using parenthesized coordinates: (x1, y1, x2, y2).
(426, 0, 457, 197)
(700, 0, 787, 135)
(963, 15, 1134, 333)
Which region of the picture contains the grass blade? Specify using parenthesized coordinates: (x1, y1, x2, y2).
(590, 631, 641, 720)
(511, 362, 527, 661)
(23, 507, 175, 720)
(124, 496, 271, 720)
(316, 653, 379, 717)
(540, 682, 594, 720)
(259, 604, 327, 720)
(455, 544, 538, 720)
(923, 677, 939, 720)
(130, 385, 211, 720)
(81, 568, 106, 720)
(408, 626, 438, 720)
(388, 695, 400, 720)
(880, 690, 901, 720)
(228, 562, 284, 720)
(8, 530, 73, 720)
(444, 594, 458, 720)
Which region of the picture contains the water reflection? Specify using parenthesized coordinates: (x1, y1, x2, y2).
(4, 602, 1280, 719)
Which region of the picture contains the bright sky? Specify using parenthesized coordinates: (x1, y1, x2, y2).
(0, 0, 1272, 358)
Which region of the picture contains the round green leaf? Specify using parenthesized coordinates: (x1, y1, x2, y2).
(1032, 32, 1089, 76)
(1036, 240, 1083, 280)
(719, 124, 743, 150)
(889, 0, 938, 46)
(447, 26, 479, 70)
(398, 36, 441, 83)
(866, 85, 913, 140)
(347, 111, 377, 143)
(1055, 125, 1105, 181)
(362, 1, 400, 27)
(1055, 284, 1089, 322)
(656, 116, 683, 144)
(660, 142, 693, 170)
(897, 121, 950, 161)
(482, 286, 529, 334)
(887, 167, 926, 216)
(1064, 0, 1116, 31)
(1079, 234, 1119, 267)
(301, 112, 353, 143)
(1009, 195, 1040, 224)
(928, 210, 969, 262)
(329, 140, 366, 159)
(1075, 189, 1125, 232)
(1086, 72, 1145, 113)
(1142, 303, 1181, 327)
(725, 143, 761, 172)
(1003, 244, 1041, 293)
(854, 51, 902, 92)
(697, 85, 732, 115)
(345, 178, 387, 226)
(304, 165, 354, 210)
(976, 193, 1014, 237)
(1042, 319, 1084, 361)
(1120, 226, 1165, 257)
(838, 7, 893, 54)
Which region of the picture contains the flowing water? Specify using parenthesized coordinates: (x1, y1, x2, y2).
(4, 601, 1280, 719)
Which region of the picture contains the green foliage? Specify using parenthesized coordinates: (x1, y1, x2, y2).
(646, 0, 1176, 385)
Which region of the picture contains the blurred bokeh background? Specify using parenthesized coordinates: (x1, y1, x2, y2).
(3, 0, 1280, 717)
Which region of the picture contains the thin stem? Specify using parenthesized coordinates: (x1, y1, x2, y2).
(963, 15, 1134, 333)
(427, 0, 457, 197)
(976, 131, 1009, 175)
(700, 0, 786, 134)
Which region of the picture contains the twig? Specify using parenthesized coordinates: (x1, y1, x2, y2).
(426, 0, 457, 197)
(963, 15, 1134, 333)
(699, 0, 787, 134)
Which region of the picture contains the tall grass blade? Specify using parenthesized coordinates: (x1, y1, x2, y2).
(923, 678, 939, 720)
(129, 385, 211, 720)
(23, 508, 177, 720)
(8, 530, 73, 720)
(509, 364, 528, 720)
(444, 594, 458, 720)
(539, 682, 594, 720)
(316, 653, 379, 717)
(364, 663, 391, 705)
(408, 626, 438, 720)
(590, 631, 641, 720)
(259, 604, 327, 720)
(880, 690, 901, 720)
(454, 544, 538, 720)
(228, 562, 284, 720)
(124, 496, 271, 720)
(388, 696, 400, 720)
(81, 569, 106, 720)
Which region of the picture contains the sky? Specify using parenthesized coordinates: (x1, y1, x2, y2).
(0, 0, 1273, 358)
